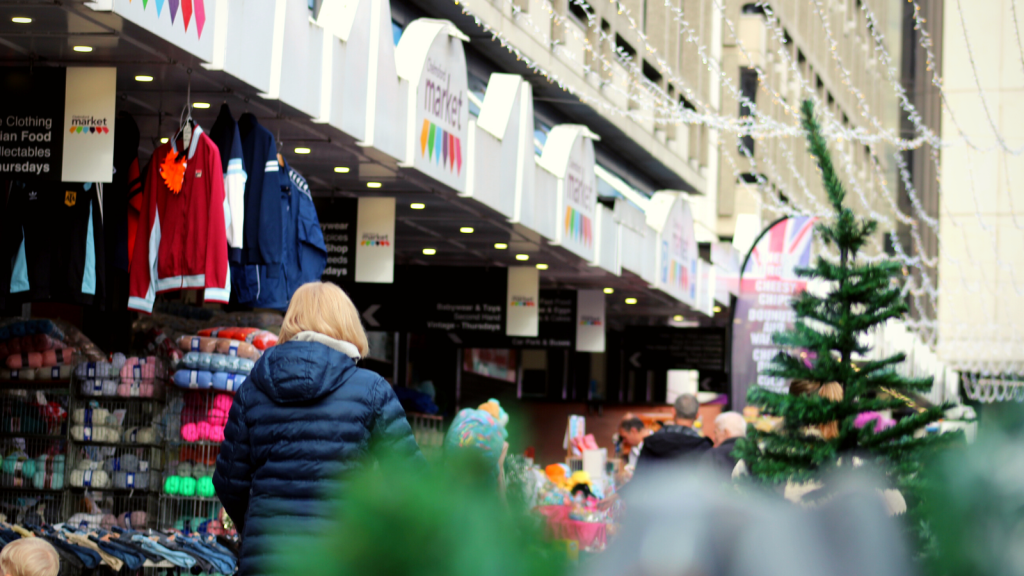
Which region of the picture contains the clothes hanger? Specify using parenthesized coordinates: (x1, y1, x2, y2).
(172, 69, 195, 157)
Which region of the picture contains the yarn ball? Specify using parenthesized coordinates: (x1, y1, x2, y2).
(179, 476, 198, 497)
(197, 477, 216, 498)
(164, 475, 181, 495)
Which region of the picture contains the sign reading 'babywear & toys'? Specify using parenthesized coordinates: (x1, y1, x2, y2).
(0, 67, 116, 182)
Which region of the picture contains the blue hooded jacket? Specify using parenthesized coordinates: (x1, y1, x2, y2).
(212, 332, 423, 576)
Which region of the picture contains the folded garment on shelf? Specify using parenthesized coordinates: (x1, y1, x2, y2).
(0, 367, 35, 380)
(180, 351, 255, 375)
(71, 424, 123, 443)
(69, 468, 111, 488)
(130, 534, 195, 569)
(198, 327, 278, 350)
(79, 379, 119, 397)
(172, 369, 213, 390)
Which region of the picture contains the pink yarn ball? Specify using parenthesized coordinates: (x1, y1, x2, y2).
(180, 423, 200, 443)
(196, 421, 212, 441)
(207, 425, 225, 443)
(207, 408, 228, 427)
(213, 393, 233, 413)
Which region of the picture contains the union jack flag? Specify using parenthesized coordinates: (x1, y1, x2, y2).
(743, 216, 818, 281)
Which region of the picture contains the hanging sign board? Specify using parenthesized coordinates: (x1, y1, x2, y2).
(538, 125, 600, 262)
(313, 198, 358, 284)
(396, 19, 470, 193)
(506, 266, 540, 337)
(731, 216, 818, 406)
(575, 289, 606, 353)
(647, 192, 699, 307)
(354, 197, 395, 283)
(0, 67, 116, 183)
(113, 0, 215, 62)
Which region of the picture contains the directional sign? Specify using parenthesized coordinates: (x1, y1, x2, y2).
(623, 327, 727, 371)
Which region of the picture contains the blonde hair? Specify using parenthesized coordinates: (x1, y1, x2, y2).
(0, 538, 60, 576)
(279, 282, 369, 357)
(789, 380, 844, 440)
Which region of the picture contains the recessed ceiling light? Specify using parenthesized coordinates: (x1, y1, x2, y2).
(73, 46, 93, 53)
(460, 227, 474, 234)
(603, 287, 614, 294)
(11, 17, 32, 24)
(494, 243, 508, 250)
(515, 254, 529, 261)
(334, 167, 350, 173)
(366, 182, 382, 189)
(410, 203, 425, 210)
(422, 248, 436, 255)
(713, 305, 722, 313)
(135, 75, 154, 82)
(294, 147, 311, 154)
(625, 297, 638, 305)
(160, 137, 169, 144)
(193, 102, 211, 109)
(673, 314, 683, 321)
(536, 263, 548, 270)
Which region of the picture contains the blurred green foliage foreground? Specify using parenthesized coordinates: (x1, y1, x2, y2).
(269, 452, 567, 576)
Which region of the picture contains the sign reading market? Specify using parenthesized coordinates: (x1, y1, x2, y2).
(648, 192, 699, 307)
(396, 19, 470, 193)
(540, 125, 600, 262)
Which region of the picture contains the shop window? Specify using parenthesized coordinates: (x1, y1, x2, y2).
(615, 33, 637, 62)
(468, 73, 488, 118)
(568, 0, 591, 24)
(741, 3, 765, 14)
(642, 60, 662, 85)
(392, 20, 404, 45)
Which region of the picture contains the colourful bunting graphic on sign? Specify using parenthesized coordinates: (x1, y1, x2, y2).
(182, 0, 193, 31)
(194, 0, 206, 38)
(155, 0, 166, 16)
(420, 120, 430, 156)
(564, 206, 593, 247)
(166, 0, 176, 20)
(419, 120, 462, 175)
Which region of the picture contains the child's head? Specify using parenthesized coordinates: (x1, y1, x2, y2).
(0, 538, 60, 576)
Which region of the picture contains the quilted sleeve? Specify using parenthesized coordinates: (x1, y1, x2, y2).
(213, 387, 254, 531)
(369, 377, 425, 463)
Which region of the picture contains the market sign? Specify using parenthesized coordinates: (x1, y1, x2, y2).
(1, 67, 116, 183)
(354, 197, 395, 283)
(538, 125, 600, 263)
(111, 0, 214, 62)
(731, 216, 818, 406)
(507, 266, 540, 337)
(647, 192, 698, 307)
(396, 19, 470, 193)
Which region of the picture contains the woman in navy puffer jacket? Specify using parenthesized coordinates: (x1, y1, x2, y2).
(213, 282, 423, 576)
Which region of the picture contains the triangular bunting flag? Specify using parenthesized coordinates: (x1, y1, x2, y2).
(427, 123, 436, 161)
(195, 0, 206, 37)
(165, 0, 175, 21)
(420, 120, 430, 156)
(182, 0, 193, 32)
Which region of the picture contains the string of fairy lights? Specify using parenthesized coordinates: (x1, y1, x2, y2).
(454, 0, 1024, 382)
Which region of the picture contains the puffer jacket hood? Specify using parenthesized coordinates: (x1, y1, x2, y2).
(213, 330, 423, 576)
(249, 331, 361, 404)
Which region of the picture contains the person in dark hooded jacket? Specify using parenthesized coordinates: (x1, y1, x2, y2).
(213, 281, 423, 576)
(632, 394, 712, 480)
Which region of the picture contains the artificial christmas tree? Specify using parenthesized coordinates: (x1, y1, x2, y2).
(734, 100, 961, 550)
